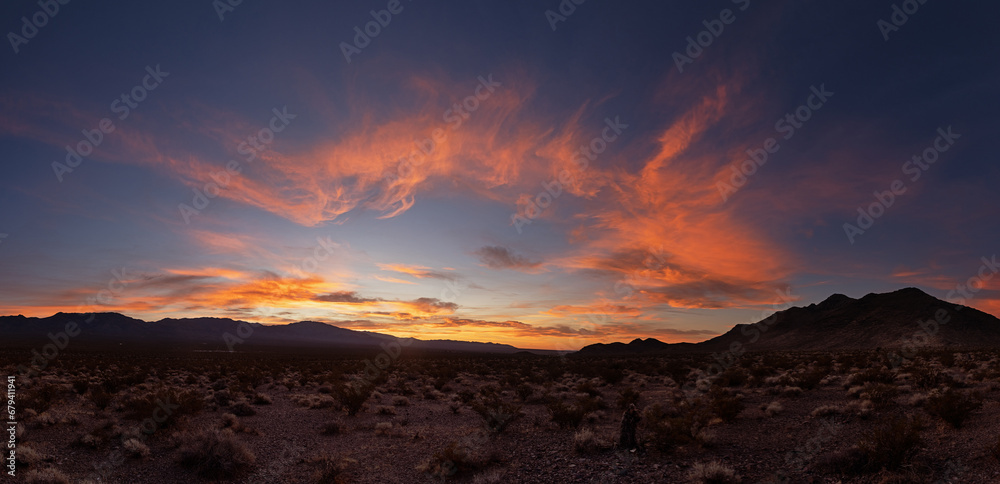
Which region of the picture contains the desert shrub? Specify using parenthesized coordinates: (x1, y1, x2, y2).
(797, 368, 828, 390)
(304, 454, 355, 484)
(290, 394, 336, 409)
(392, 396, 410, 406)
(714, 367, 749, 388)
(320, 421, 343, 436)
(617, 387, 641, 409)
(416, 441, 482, 479)
(251, 393, 272, 405)
(213, 389, 233, 406)
(15, 445, 45, 468)
(707, 388, 744, 422)
(335, 382, 374, 416)
(643, 401, 711, 452)
(856, 415, 923, 472)
(763, 401, 783, 417)
(89, 387, 112, 410)
(229, 401, 256, 417)
(599, 366, 625, 385)
(575, 381, 601, 397)
(123, 438, 151, 459)
(176, 429, 256, 479)
(860, 383, 899, 409)
(123, 387, 203, 428)
(375, 405, 396, 415)
(847, 367, 895, 387)
(924, 388, 982, 428)
(686, 460, 741, 484)
(23, 468, 70, 484)
(72, 378, 89, 395)
(810, 404, 842, 418)
(547, 400, 586, 429)
(515, 383, 534, 402)
(471, 394, 522, 433)
(21, 383, 61, 413)
(573, 428, 601, 454)
(374, 422, 393, 435)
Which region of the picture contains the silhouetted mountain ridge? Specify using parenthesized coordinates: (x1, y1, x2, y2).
(0, 312, 549, 354)
(576, 288, 1000, 356)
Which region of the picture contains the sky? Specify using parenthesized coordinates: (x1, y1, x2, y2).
(1, 0, 998, 350)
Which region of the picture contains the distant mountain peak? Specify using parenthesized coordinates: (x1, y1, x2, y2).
(576, 287, 1000, 356)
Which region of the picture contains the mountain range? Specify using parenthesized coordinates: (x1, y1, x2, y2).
(2, 288, 997, 356)
(576, 287, 1000, 356)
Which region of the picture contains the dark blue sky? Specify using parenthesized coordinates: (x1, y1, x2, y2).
(1, 0, 998, 349)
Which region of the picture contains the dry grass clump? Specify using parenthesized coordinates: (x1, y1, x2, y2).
(924, 388, 982, 428)
(251, 392, 272, 405)
(416, 440, 487, 479)
(859, 383, 899, 409)
(470, 393, 522, 434)
(686, 460, 742, 483)
(763, 401, 783, 417)
(321, 420, 343, 436)
(375, 405, 396, 415)
(810, 404, 842, 418)
(303, 454, 356, 484)
(854, 415, 923, 473)
(375, 421, 393, 435)
(175, 429, 256, 478)
(23, 467, 71, 484)
(290, 393, 337, 409)
(572, 427, 603, 454)
(15, 445, 47, 468)
(392, 395, 410, 406)
(334, 382, 375, 416)
(121, 387, 204, 428)
(123, 438, 151, 459)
